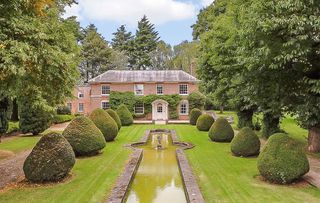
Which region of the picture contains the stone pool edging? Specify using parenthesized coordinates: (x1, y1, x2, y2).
(106, 129, 205, 203)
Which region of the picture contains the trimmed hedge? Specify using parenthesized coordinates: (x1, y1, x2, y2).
(52, 114, 75, 124)
(209, 117, 234, 142)
(116, 104, 133, 126)
(63, 116, 106, 156)
(106, 109, 122, 130)
(57, 106, 71, 115)
(23, 132, 75, 182)
(257, 133, 309, 184)
(89, 108, 118, 141)
(231, 127, 260, 157)
(190, 108, 202, 125)
(196, 114, 214, 131)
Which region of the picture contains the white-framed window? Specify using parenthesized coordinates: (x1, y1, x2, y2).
(134, 102, 144, 114)
(134, 84, 144, 95)
(78, 92, 84, 98)
(156, 84, 163, 95)
(101, 100, 110, 110)
(179, 84, 188, 95)
(101, 85, 110, 95)
(67, 103, 72, 111)
(157, 104, 163, 113)
(78, 103, 84, 112)
(179, 100, 189, 115)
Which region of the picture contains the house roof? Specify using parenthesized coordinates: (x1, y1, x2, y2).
(89, 70, 199, 83)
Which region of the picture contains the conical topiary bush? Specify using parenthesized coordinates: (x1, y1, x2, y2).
(106, 109, 122, 130)
(116, 104, 133, 126)
(190, 108, 202, 125)
(23, 132, 75, 183)
(196, 114, 215, 131)
(62, 116, 106, 156)
(257, 133, 309, 184)
(209, 117, 234, 142)
(89, 108, 118, 142)
(231, 127, 260, 157)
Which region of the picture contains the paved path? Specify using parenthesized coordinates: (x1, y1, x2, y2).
(0, 150, 31, 189)
(47, 122, 70, 132)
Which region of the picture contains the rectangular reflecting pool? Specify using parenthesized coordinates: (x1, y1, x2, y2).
(125, 133, 187, 203)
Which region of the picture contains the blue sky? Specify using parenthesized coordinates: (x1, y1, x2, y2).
(64, 0, 213, 46)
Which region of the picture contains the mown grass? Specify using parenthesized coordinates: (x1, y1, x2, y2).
(0, 121, 318, 202)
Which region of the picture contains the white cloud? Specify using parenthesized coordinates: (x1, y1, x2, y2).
(201, 0, 213, 7)
(64, 0, 197, 26)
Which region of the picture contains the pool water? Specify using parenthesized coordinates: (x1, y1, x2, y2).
(125, 133, 187, 203)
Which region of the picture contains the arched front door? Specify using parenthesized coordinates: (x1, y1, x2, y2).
(152, 99, 168, 121)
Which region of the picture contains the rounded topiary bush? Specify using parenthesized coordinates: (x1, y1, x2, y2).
(116, 104, 133, 126)
(257, 133, 309, 184)
(62, 116, 106, 156)
(196, 114, 215, 131)
(106, 109, 122, 130)
(190, 108, 202, 125)
(231, 127, 260, 157)
(209, 117, 234, 142)
(23, 132, 75, 183)
(89, 109, 118, 142)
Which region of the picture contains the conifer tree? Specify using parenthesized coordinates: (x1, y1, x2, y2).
(132, 15, 160, 70)
(111, 25, 133, 52)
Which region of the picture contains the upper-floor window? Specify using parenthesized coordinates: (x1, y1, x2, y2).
(78, 92, 84, 98)
(156, 84, 163, 95)
(101, 85, 110, 95)
(179, 84, 188, 95)
(101, 100, 110, 110)
(134, 84, 144, 95)
(78, 103, 84, 112)
(67, 103, 72, 111)
(134, 102, 144, 114)
(179, 100, 188, 115)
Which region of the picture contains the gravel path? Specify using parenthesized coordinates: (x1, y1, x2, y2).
(0, 150, 31, 189)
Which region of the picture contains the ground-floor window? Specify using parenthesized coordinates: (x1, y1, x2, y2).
(67, 103, 72, 111)
(179, 100, 188, 115)
(134, 102, 144, 114)
(78, 103, 84, 112)
(101, 101, 110, 110)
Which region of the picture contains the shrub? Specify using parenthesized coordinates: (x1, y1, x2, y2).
(231, 127, 260, 157)
(116, 104, 133, 126)
(190, 108, 202, 125)
(209, 117, 234, 142)
(106, 109, 122, 130)
(23, 132, 75, 183)
(19, 99, 53, 135)
(52, 114, 75, 124)
(196, 114, 214, 131)
(187, 91, 206, 110)
(57, 106, 71, 115)
(63, 116, 106, 156)
(257, 133, 309, 184)
(6, 121, 20, 134)
(89, 108, 118, 141)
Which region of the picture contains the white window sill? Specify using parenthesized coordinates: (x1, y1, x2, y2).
(101, 94, 110, 96)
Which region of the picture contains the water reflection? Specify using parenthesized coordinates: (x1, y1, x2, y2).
(126, 133, 187, 203)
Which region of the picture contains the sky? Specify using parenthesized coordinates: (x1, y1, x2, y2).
(64, 0, 213, 46)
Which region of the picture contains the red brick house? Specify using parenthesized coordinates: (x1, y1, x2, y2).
(67, 70, 199, 122)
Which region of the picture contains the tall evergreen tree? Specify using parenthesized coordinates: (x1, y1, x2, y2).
(80, 24, 112, 81)
(132, 15, 160, 70)
(111, 25, 133, 52)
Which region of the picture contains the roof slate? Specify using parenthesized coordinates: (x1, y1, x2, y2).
(89, 70, 199, 83)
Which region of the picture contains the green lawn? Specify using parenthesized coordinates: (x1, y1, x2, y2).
(0, 123, 319, 202)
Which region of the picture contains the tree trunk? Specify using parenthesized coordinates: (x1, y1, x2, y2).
(219, 105, 224, 114)
(10, 99, 19, 121)
(237, 108, 254, 129)
(262, 112, 280, 139)
(0, 98, 9, 143)
(308, 126, 320, 153)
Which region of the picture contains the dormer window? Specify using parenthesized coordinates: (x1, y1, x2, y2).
(101, 85, 110, 95)
(134, 84, 144, 95)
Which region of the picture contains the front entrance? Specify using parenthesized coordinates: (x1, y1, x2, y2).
(152, 99, 168, 121)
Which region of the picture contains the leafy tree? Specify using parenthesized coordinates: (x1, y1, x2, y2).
(79, 24, 112, 81)
(108, 49, 129, 70)
(173, 40, 199, 75)
(132, 15, 160, 69)
(150, 41, 174, 70)
(0, 0, 80, 133)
